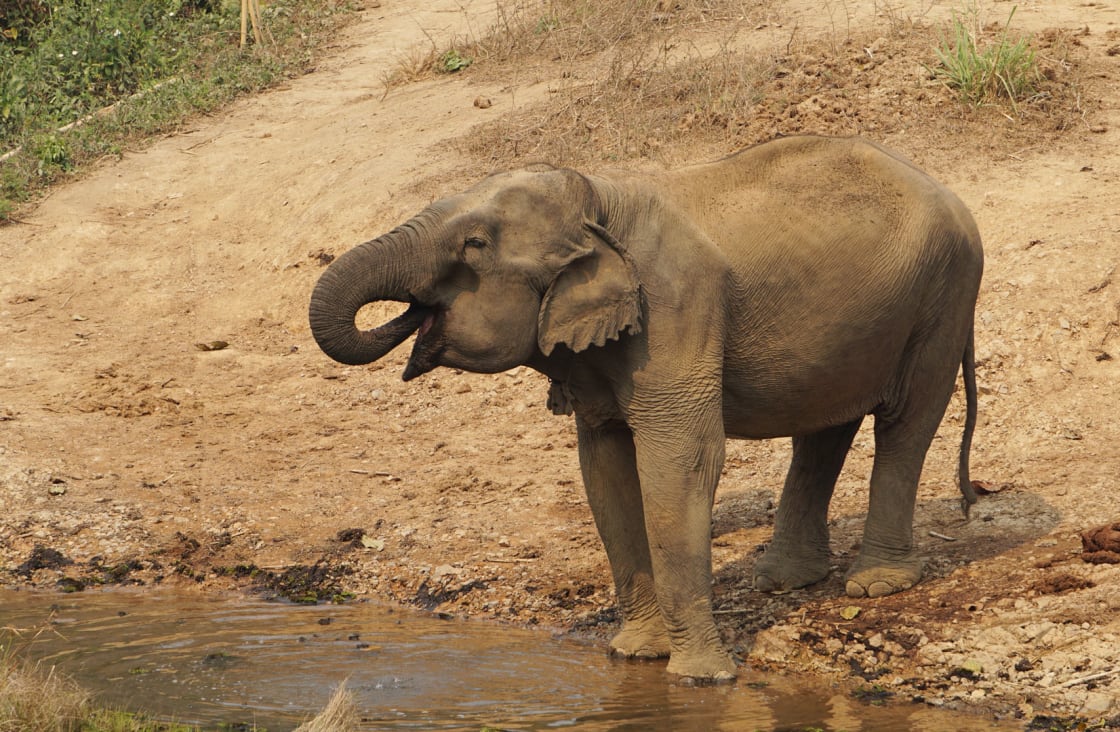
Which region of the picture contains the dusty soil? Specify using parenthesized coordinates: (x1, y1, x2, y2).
(3, 0, 1120, 726)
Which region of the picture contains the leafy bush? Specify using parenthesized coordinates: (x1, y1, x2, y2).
(439, 48, 472, 73)
(0, 0, 353, 221)
(1, 0, 194, 136)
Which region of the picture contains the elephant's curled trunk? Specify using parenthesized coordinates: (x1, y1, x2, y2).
(308, 229, 435, 366)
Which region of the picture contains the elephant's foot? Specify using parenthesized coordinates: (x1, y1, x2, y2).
(752, 543, 830, 592)
(666, 648, 737, 683)
(609, 620, 670, 660)
(844, 553, 923, 598)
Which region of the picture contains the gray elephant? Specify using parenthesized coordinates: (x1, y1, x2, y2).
(308, 135, 983, 681)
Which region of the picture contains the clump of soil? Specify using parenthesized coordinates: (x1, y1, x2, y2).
(253, 562, 355, 605)
(15, 546, 71, 577)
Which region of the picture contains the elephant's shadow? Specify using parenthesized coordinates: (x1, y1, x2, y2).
(708, 485, 1062, 631)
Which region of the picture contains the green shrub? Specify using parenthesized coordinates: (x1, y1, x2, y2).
(438, 48, 472, 73)
(0, 0, 353, 222)
(932, 5, 1040, 108)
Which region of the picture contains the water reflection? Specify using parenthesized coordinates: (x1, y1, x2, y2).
(0, 589, 1014, 731)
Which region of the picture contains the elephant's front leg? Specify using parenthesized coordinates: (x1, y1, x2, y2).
(577, 418, 670, 660)
(632, 422, 736, 681)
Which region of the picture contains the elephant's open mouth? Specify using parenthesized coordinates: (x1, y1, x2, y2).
(402, 304, 444, 381)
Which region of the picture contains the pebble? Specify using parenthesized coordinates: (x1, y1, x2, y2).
(432, 564, 459, 579)
(1080, 691, 1115, 715)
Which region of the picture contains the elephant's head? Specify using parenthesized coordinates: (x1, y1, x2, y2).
(308, 167, 643, 380)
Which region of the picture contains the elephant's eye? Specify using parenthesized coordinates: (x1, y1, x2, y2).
(461, 235, 492, 269)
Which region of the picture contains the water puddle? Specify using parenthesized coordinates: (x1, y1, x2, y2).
(0, 588, 1016, 731)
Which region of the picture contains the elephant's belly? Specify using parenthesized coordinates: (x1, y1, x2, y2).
(719, 366, 887, 440)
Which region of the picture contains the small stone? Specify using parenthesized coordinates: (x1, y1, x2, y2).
(432, 564, 459, 580)
(749, 626, 798, 662)
(497, 536, 511, 547)
(1080, 691, 1115, 715)
(917, 643, 946, 666)
(867, 632, 884, 648)
(961, 659, 983, 675)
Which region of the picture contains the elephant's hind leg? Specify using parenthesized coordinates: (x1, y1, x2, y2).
(846, 356, 961, 598)
(577, 418, 670, 660)
(844, 422, 930, 598)
(754, 418, 862, 592)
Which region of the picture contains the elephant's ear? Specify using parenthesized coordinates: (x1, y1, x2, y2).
(538, 221, 643, 356)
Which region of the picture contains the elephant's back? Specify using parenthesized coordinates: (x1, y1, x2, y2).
(664, 136, 979, 269)
(675, 136, 944, 221)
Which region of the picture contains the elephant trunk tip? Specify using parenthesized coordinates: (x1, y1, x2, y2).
(309, 293, 433, 367)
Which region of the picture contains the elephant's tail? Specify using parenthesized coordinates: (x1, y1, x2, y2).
(958, 324, 979, 518)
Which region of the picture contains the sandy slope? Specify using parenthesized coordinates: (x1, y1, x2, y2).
(2, 0, 1120, 724)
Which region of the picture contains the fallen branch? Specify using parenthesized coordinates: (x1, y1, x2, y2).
(1057, 667, 1120, 688)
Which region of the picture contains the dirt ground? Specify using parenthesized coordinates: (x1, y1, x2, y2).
(3, 0, 1120, 726)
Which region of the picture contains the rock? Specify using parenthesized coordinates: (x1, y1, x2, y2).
(960, 659, 984, 677)
(1080, 691, 1115, 715)
(917, 643, 947, 666)
(432, 564, 459, 580)
(749, 626, 799, 663)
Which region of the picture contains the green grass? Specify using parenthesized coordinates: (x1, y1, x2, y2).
(932, 5, 1041, 109)
(0, 0, 355, 222)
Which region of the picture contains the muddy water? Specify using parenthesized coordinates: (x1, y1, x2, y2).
(0, 589, 1015, 731)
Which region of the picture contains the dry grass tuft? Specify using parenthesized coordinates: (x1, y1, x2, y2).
(1, 642, 91, 732)
(293, 681, 360, 732)
(452, 3, 1096, 172)
(377, 0, 1098, 175)
(381, 0, 753, 92)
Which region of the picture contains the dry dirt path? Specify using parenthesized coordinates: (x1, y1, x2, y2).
(2, 0, 1120, 726)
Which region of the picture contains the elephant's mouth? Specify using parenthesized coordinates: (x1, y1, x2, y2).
(402, 306, 444, 381)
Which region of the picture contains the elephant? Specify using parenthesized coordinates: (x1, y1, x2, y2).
(308, 135, 983, 682)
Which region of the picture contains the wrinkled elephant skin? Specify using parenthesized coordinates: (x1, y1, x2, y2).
(308, 136, 984, 681)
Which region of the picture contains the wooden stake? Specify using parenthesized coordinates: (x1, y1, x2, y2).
(240, 0, 248, 47)
(249, 0, 263, 46)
